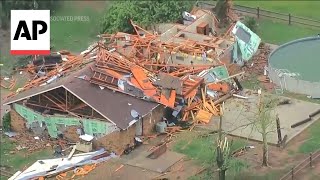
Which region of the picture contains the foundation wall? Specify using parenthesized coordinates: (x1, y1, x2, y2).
(95, 124, 136, 155)
(95, 105, 164, 154)
(142, 105, 165, 135)
(10, 109, 27, 132)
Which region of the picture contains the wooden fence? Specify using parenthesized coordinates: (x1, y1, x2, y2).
(280, 150, 320, 180)
(197, 1, 320, 29)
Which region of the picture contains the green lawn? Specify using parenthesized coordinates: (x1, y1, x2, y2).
(232, 1, 320, 45)
(235, 1, 320, 20)
(256, 19, 319, 45)
(50, 1, 109, 52)
(0, 136, 53, 179)
(0, 1, 109, 76)
(173, 132, 248, 179)
(298, 119, 320, 154)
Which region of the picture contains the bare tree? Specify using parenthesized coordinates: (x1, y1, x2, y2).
(252, 91, 278, 166)
(223, 90, 278, 167)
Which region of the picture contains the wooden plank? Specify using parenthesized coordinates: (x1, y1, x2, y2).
(204, 102, 218, 116)
(159, 90, 176, 108)
(195, 109, 212, 124)
(131, 65, 155, 90)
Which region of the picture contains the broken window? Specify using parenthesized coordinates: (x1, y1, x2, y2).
(235, 26, 251, 43)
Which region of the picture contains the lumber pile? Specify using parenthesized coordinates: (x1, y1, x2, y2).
(0, 77, 16, 90)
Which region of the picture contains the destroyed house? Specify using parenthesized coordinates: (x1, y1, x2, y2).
(154, 9, 261, 66)
(156, 9, 235, 65)
(101, 9, 236, 70)
(3, 64, 164, 153)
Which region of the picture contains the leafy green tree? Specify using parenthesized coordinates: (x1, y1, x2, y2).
(100, 0, 195, 33)
(2, 112, 11, 131)
(214, 0, 233, 26)
(244, 17, 258, 33)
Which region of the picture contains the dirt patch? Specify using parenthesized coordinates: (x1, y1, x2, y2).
(236, 141, 306, 175)
(234, 128, 314, 178)
(294, 160, 320, 180)
(285, 124, 310, 153)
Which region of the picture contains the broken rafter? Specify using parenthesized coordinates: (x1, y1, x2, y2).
(130, 19, 156, 37)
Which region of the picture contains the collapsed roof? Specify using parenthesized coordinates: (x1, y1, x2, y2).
(4, 63, 158, 130)
(3, 8, 261, 130)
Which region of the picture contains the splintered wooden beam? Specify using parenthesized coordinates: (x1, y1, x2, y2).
(183, 78, 204, 98)
(131, 65, 155, 90)
(141, 64, 213, 68)
(130, 19, 156, 37)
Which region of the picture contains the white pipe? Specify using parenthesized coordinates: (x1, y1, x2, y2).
(232, 94, 249, 99)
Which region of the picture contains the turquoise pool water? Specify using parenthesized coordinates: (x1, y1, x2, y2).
(269, 37, 320, 82)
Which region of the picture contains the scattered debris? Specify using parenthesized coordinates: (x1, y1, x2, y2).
(76, 134, 94, 153)
(1, 77, 16, 90)
(114, 164, 124, 172)
(4, 131, 19, 138)
(2, 9, 265, 179)
(278, 99, 291, 106)
(9, 149, 117, 180)
(147, 143, 167, 159)
(231, 145, 254, 157)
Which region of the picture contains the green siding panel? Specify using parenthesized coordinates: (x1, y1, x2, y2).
(13, 103, 117, 138)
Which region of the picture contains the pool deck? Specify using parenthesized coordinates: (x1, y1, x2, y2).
(199, 89, 320, 145)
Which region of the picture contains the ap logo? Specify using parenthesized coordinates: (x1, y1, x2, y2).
(11, 10, 50, 55)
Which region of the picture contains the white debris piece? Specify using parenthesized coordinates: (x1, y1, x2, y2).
(79, 134, 94, 142)
(10, 149, 114, 180)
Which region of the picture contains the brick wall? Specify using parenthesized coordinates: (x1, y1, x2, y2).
(94, 124, 136, 155)
(142, 105, 165, 136)
(10, 109, 27, 132)
(64, 126, 81, 142)
(95, 105, 165, 154)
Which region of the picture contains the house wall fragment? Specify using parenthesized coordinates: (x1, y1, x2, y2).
(12, 103, 119, 138)
(10, 109, 27, 132)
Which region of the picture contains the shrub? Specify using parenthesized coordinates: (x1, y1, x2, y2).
(2, 112, 11, 131)
(244, 17, 258, 33)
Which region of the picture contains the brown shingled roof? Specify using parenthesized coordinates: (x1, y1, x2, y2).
(4, 64, 159, 130)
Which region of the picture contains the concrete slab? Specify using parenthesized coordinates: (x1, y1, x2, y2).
(126, 150, 185, 173)
(211, 90, 320, 145)
(85, 158, 160, 180)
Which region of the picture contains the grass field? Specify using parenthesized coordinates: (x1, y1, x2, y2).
(0, 1, 109, 75)
(0, 136, 53, 179)
(232, 1, 320, 44)
(256, 19, 319, 45)
(298, 119, 320, 154)
(235, 1, 320, 20)
(173, 132, 248, 179)
(50, 1, 108, 52)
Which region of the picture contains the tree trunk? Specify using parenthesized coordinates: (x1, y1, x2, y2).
(219, 169, 226, 180)
(217, 114, 226, 180)
(262, 132, 268, 166)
